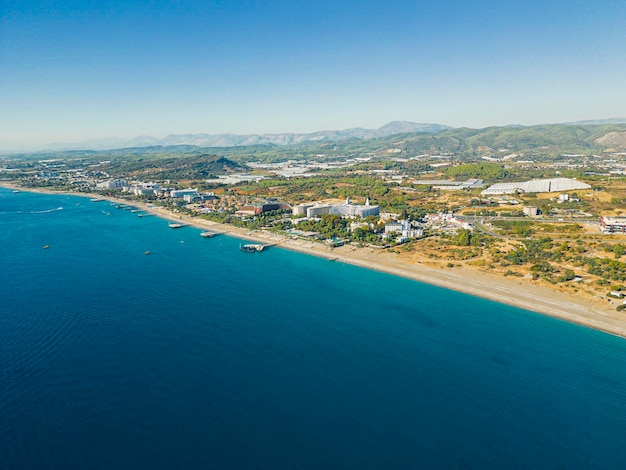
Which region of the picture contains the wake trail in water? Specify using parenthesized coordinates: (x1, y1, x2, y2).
(30, 206, 64, 214)
(0, 206, 64, 215)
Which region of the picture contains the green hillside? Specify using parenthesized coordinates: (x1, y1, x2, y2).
(6, 123, 626, 165)
(110, 154, 248, 180)
(218, 123, 626, 162)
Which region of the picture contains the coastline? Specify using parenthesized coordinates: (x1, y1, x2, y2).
(4, 182, 626, 339)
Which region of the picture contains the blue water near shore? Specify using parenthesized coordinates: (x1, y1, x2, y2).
(2, 187, 626, 468)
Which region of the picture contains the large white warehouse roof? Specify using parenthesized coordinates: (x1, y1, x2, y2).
(482, 178, 591, 195)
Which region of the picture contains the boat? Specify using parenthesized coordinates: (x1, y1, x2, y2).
(200, 231, 216, 238)
(239, 243, 265, 252)
(169, 223, 185, 229)
(12, 190, 19, 193)
(90, 198, 104, 202)
(145, 251, 151, 255)
(43, 245, 49, 249)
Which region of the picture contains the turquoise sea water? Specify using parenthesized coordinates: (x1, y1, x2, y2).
(1, 187, 626, 468)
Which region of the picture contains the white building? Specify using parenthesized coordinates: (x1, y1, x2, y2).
(170, 188, 198, 198)
(205, 174, 265, 185)
(330, 197, 380, 218)
(304, 198, 380, 218)
(481, 178, 591, 195)
(384, 220, 423, 238)
(599, 216, 626, 234)
(293, 203, 313, 216)
(130, 182, 161, 196)
(96, 179, 128, 190)
(306, 204, 333, 218)
(523, 206, 539, 216)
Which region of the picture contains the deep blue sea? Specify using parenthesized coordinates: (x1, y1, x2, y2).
(2, 187, 626, 469)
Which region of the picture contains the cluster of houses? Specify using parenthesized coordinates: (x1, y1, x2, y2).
(422, 213, 472, 233)
(97, 180, 218, 203)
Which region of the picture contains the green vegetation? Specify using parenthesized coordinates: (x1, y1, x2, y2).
(5, 123, 626, 165)
(440, 229, 494, 248)
(445, 163, 507, 180)
(111, 154, 247, 180)
(579, 257, 626, 281)
(604, 244, 625, 259)
(201, 209, 291, 231)
(296, 214, 349, 240)
(492, 220, 534, 237)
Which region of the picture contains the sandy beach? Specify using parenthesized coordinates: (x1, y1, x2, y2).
(4, 182, 626, 338)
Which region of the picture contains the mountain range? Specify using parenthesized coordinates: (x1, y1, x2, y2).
(11, 121, 451, 153)
(4, 119, 626, 155)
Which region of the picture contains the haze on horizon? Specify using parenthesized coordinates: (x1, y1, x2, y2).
(1, 0, 625, 150)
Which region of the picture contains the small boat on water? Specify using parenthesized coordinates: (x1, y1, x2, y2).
(43, 245, 50, 249)
(240, 243, 265, 252)
(169, 223, 185, 229)
(200, 231, 216, 238)
(145, 251, 151, 255)
(90, 198, 104, 202)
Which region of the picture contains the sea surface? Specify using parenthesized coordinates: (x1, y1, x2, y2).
(1, 187, 626, 469)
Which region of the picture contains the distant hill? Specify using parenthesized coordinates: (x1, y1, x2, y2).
(595, 131, 626, 148)
(136, 121, 451, 148)
(111, 154, 248, 180)
(8, 122, 451, 152)
(7, 121, 626, 162)
(225, 123, 626, 161)
(327, 123, 626, 158)
(565, 118, 626, 125)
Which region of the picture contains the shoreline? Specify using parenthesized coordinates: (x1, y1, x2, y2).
(4, 182, 626, 339)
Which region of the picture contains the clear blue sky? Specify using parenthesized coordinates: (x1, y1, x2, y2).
(1, 0, 625, 148)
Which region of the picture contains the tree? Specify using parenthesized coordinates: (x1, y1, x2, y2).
(455, 229, 471, 246)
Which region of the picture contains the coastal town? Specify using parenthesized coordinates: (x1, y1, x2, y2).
(2, 139, 626, 327)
